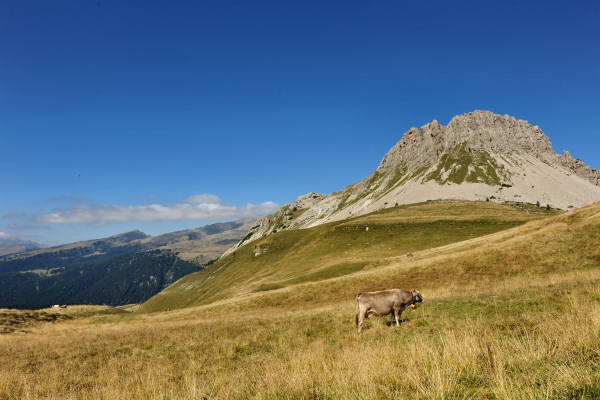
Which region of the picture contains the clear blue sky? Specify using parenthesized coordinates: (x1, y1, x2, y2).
(1, 0, 599, 245)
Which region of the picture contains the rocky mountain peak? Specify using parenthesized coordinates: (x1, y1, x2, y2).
(378, 110, 556, 173)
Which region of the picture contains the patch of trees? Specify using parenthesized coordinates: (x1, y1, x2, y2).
(0, 250, 202, 309)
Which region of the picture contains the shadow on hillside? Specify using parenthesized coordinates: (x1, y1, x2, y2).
(0, 311, 72, 334)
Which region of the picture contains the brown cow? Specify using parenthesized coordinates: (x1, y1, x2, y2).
(355, 289, 424, 333)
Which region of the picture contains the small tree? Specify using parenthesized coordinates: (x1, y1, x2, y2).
(536, 201, 540, 207)
(546, 204, 551, 211)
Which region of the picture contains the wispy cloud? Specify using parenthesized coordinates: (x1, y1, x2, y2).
(8, 223, 53, 231)
(185, 194, 221, 204)
(0, 232, 10, 239)
(35, 194, 279, 225)
(47, 195, 89, 204)
(3, 213, 26, 219)
(133, 193, 157, 200)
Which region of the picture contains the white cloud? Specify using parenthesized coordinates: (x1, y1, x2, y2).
(0, 232, 10, 239)
(185, 194, 221, 204)
(35, 194, 279, 225)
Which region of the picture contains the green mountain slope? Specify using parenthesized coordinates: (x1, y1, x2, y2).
(141, 201, 556, 312)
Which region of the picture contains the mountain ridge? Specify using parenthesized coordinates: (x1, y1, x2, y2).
(0, 238, 42, 257)
(0, 217, 257, 308)
(225, 111, 600, 255)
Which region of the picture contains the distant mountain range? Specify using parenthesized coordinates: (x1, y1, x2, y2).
(0, 218, 257, 309)
(0, 238, 42, 257)
(225, 110, 600, 254)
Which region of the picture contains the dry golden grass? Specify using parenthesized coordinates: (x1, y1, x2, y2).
(1, 201, 599, 399)
(1, 278, 599, 399)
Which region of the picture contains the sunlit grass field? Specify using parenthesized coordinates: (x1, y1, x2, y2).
(1, 200, 600, 399)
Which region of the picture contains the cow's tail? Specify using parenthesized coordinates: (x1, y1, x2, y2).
(355, 293, 362, 328)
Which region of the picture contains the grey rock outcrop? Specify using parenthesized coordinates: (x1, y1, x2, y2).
(378, 111, 595, 184)
(559, 150, 600, 186)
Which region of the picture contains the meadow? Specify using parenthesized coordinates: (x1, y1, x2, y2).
(1, 201, 599, 399)
(141, 201, 555, 312)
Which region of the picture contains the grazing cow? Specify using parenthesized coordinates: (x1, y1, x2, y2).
(355, 289, 424, 333)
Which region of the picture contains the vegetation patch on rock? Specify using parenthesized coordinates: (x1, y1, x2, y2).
(425, 142, 509, 185)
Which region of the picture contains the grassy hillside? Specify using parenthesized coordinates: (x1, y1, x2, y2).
(0, 202, 599, 398)
(141, 200, 556, 312)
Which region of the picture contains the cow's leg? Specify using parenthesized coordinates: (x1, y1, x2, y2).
(393, 307, 400, 327)
(398, 305, 408, 324)
(357, 305, 366, 334)
(357, 313, 363, 334)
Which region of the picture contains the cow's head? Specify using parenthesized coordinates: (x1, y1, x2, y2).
(411, 290, 424, 304)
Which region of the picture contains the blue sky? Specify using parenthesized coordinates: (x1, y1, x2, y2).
(1, 0, 599, 245)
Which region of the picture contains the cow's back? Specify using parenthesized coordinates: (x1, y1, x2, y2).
(358, 289, 405, 314)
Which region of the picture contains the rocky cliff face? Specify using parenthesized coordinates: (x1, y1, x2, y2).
(378, 112, 553, 172)
(224, 111, 600, 255)
(559, 150, 600, 186)
(378, 111, 599, 185)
